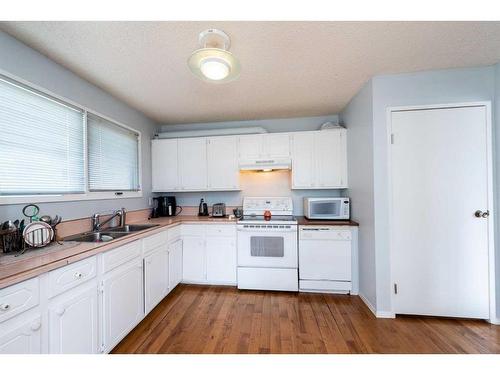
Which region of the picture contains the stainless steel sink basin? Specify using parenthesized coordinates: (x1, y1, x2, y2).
(106, 224, 159, 233)
(66, 231, 131, 243)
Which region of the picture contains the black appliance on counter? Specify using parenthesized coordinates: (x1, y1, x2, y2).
(152, 196, 182, 218)
(198, 198, 209, 216)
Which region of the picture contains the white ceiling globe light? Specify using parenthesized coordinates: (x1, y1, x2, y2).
(188, 29, 240, 83)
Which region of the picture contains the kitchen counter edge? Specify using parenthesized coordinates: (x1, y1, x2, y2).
(0, 215, 236, 289)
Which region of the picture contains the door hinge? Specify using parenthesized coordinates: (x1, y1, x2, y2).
(390, 134, 395, 144)
(98, 282, 105, 294)
(100, 343, 106, 353)
(394, 283, 398, 294)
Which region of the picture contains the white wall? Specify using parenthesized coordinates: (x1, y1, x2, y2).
(371, 66, 497, 314)
(0, 31, 157, 222)
(158, 115, 346, 215)
(340, 80, 377, 308)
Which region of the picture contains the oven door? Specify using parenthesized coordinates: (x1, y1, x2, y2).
(237, 225, 298, 268)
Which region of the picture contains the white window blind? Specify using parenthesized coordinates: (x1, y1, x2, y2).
(0, 76, 85, 195)
(88, 113, 140, 191)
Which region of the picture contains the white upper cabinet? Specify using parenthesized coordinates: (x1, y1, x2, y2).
(178, 138, 208, 190)
(265, 134, 291, 158)
(207, 136, 240, 190)
(238, 134, 290, 160)
(292, 129, 348, 189)
(291, 132, 315, 188)
(238, 134, 263, 160)
(152, 139, 179, 192)
(152, 129, 346, 192)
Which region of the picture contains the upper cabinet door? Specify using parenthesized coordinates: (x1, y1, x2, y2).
(207, 136, 239, 190)
(178, 138, 208, 190)
(238, 135, 263, 160)
(151, 139, 179, 192)
(315, 129, 347, 188)
(264, 134, 290, 159)
(291, 132, 315, 188)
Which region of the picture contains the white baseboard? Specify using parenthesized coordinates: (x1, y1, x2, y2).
(359, 293, 396, 319)
(487, 317, 500, 325)
(359, 293, 377, 316)
(376, 310, 396, 319)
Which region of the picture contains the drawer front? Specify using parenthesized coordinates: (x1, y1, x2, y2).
(167, 224, 181, 242)
(102, 240, 142, 274)
(181, 224, 205, 237)
(0, 278, 40, 323)
(205, 225, 236, 237)
(48, 256, 97, 298)
(143, 231, 167, 254)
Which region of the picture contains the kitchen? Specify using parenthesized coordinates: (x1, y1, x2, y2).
(1, 14, 500, 365)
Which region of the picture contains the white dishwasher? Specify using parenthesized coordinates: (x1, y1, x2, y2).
(298, 226, 352, 293)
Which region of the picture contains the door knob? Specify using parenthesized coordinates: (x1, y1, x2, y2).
(474, 210, 490, 218)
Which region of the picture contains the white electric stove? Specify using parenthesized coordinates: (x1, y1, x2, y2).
(236, 197, 298, 292)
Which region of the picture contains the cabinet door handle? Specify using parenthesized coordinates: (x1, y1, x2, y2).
(0, 303, 10, 311)
(56, 307, 66, 316)
(74, 272, 83, 279)
(30, 321, 41, 331)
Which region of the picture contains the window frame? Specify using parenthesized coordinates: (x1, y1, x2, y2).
(0, 70, 143, 205)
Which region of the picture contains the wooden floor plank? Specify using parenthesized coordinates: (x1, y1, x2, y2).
(111, 284, 500, 354)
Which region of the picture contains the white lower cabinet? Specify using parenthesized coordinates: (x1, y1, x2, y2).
(182, 236, 206, 282)
(101, 258, 144, 353)
(168, 239, 183, 290)
(144, 245, 169, 314)
(0, 312, 42, 354)
(48, 283, 99, 354)
(182, 224, 237, 285)
(0, 222, 240, 354)
(206, 237, 237, 284)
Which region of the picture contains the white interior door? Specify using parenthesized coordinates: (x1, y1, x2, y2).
(391, 105, 491, 319)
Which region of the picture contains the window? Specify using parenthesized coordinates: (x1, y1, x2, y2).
(0, 74, 142, 204)
(0, 76, 85, 195)
(87, 113, 140, 191)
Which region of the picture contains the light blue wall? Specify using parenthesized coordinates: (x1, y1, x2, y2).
(159, 115, 345, 215)
(340, 79, 377, 308)
(0, 31, 157, 222)
(371, 65, 497, 313)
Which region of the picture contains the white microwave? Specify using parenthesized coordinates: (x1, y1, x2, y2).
(303, 197, 350, 220)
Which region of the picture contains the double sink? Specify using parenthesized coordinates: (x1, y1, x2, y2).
(65, 224, 159, 243)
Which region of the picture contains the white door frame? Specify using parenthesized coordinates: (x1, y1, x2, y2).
(386, 101, 498, 324)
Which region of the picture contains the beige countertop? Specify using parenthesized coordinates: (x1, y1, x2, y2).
(0, 215, 236, 289)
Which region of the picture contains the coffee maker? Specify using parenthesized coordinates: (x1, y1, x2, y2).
(152, 196, 182, 217)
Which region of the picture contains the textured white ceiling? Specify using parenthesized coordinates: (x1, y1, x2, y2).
(1, 21, 500, 124)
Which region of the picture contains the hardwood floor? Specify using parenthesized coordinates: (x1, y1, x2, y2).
(111, 284, 500, 354)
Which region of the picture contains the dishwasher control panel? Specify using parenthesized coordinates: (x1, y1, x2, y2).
(299, 227, 352, 240)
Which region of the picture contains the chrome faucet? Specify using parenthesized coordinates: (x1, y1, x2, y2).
(91, 208, 127, 232)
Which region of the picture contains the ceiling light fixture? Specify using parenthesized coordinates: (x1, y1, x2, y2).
(188, 29, 240, 83)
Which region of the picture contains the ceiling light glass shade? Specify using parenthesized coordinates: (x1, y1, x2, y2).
(188, 48, 240, 83)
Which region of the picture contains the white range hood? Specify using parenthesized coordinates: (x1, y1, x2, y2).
(239, 158, 291, 171)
